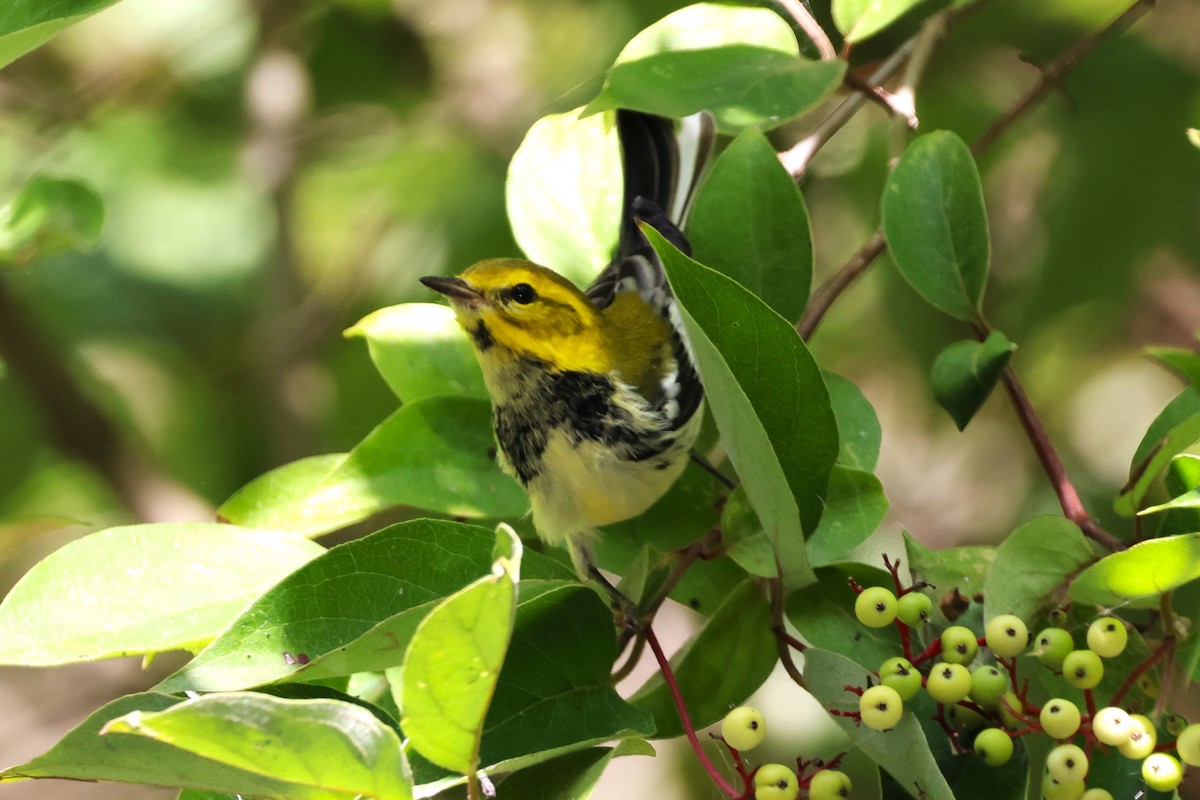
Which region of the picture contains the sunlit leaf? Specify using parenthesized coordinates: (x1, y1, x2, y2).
(401, 527, 520, 775)
(506, 109, 622, 286)
(882, 131, 990, 321)
(157, 521, 567, 692)
(618, 3, 798, 62)
(0, 1, 123, 70)
(218, 397, 527, 536)
(102, 693, 411, 800)
(1069, 533, 1200, 608)
(345, 303, 486, 402)
(0, 524, 324, 666)
(834, 0, 926, 43)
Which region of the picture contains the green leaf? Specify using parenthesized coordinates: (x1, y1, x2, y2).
(787, 568, 899, 670)
(825, 370, 882, 471)
(102, 693, 411, 800)
(648, 227, 839, 589)
(494, 741, 653, 800)
(1156, 455, 1200, 535)
(217, 453, 347, 535)
(630, 580, 776, 738)
(1147, 345, 1200, 388)
(401, 527, 520, 775)
(586, 46, 846, 135)
(434, 584, 655, 779)
(217, 397, 528, 536)
(882, 131, 991, 321)
(1069, 533, 1200, 608)
(1116, 387, 1200, 516)
(905, 532, 994, 625)
(805, 648, 954, 800)
(834, 0, 926, 43)
(2, 692, 362, 798)
(345, 303, 486, 402)
(1173, 579, 1200, 681)
(688, 128, 813, 320)
(157, 520, 567, 692)
(617, 3, 799, 63)
(807, 467, 889, 566)
(0, 1, 122, 70)
(0, 524, 324, 666)
(0, 175, 104, 265)
(930, 331, 1016, 430)
(983, 517, 1094, 624)
(506, 109, 622, 286)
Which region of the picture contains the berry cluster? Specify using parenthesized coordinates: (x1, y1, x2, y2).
(716, 706, 853, 799)
(832, 556, 1198, 797)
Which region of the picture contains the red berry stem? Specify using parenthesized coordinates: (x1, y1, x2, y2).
(910, 638, 943, 666)
(895, 617, 914, 662)
(932, 704, 968, 754)
(996, 656, 1021, 692)
(1000, 694, 1041, 730)
(645, 627, 739, 799)
(1083, 688, 1098, 721)
(883, 554, 904, 594)
(1110, 638, 1171, 708)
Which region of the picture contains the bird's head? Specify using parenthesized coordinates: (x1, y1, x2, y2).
(420, 258, 612, 373)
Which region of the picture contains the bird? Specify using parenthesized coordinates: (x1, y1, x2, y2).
(420, 109, 714, 581)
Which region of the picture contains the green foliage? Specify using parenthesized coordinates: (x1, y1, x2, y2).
(931, 331, 1016, 430)
(882, 131, 991, 322)
(2, 2, 1198, 800)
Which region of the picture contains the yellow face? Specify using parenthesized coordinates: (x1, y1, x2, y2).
(423, 258, 615, 374)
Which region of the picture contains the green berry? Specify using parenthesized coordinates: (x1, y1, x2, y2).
(807, 768, 852, 800)
(1176, 722, 1200, 766)
(1164, 713, 1189, 737)
(1046, 743, 1088, 783)
(974, 727, 1014, 766)
(1039, 698, 1081, 739)
(1086, 617, 1128, 658)
(1118, 714, 1156, 759)
(1061, 650, 1103, 690)
(720, 706, 766, 751)
(879, 656, 922, 701)
(754, 763, 799, 800)
(1040, 774, 1085, 800)
(897, 591, 933, 626)
(941, 625, 980, 665)
(969, 665, 1008, 709)
(1047, 607, 1070, 627)
(1141, 753, 1183, 792)
(1080, 790, 1113, 800)
(859, 684, 904, 731)
(998, 691, 1023, 728)
(1091, 706, 1131, 746)
(985, 614, 1029, 658)
(926, 662, 972, 704)
(855, 586, 898, 628)
(1033, 628, 1074, 669)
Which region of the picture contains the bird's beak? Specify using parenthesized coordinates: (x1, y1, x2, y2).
(419, 275, 484, 307)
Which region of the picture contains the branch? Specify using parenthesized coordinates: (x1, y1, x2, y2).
(996, 365, 1124, 550)
(775, 0, 836, 61)
(646, 627, 739, 798)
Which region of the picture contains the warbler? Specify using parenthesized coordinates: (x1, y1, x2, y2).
(421, 109, 713, 579)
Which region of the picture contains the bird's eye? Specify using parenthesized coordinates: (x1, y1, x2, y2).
(510, 283, 537, 304)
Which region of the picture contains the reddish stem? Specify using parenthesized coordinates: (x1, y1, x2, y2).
(1110, 638, 1172, 707)
(646, 627, 739, 799)
(1084, 688, 1098, 720)
(910, 638, 943, 667)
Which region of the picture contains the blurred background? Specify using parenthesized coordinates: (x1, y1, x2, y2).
(0, 0, 1198, 797)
